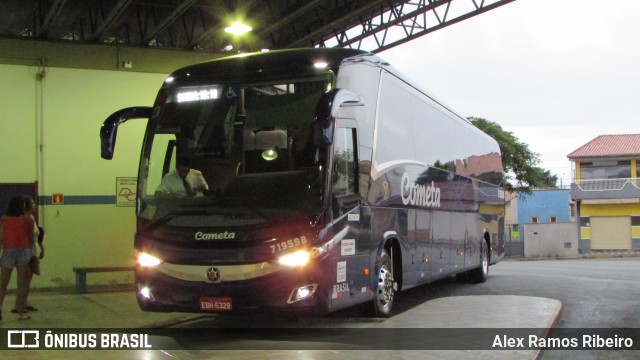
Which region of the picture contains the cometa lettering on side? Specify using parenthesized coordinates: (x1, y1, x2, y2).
(400, 172, 441, 208)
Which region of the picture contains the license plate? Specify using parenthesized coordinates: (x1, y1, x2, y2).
(199, 297, 232, 311)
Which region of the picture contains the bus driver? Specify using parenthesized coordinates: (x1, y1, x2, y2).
(155, 157, 209, 198)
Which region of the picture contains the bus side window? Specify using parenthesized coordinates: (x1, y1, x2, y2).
(332, 127, 359, 218)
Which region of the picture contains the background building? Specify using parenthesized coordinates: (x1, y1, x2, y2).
(504, 189, 575, 258)
(568, 134, 640, 253)
(517, 188, 573, 241)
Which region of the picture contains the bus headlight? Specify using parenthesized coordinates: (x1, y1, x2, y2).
(137, 252, 163, 267)
(277, 226, 350, 267)
(278, 250, 311, 267)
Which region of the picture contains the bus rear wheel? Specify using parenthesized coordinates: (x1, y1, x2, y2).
(373, 249, 397, 317)
(470, 239, 489, 283)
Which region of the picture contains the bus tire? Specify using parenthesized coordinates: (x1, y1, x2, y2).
(373, 249, 396, 317)
(471, 239, 489, 283)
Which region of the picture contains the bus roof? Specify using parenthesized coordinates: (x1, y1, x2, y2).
(169, 48, 371, 85)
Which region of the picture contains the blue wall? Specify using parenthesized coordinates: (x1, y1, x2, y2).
(518, 189, 571, 241)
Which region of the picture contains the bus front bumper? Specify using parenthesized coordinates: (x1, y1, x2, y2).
(134, 262, 327, 314)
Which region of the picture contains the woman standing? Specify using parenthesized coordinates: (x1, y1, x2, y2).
(11, 196, 42, 313)
(0, 195, 35, 321)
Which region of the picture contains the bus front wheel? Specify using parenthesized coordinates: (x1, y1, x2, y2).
(373, 249, 397, 317)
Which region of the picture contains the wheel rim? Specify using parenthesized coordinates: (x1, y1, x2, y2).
(481, 242, 489, 276)
(377, 265, 395, 313)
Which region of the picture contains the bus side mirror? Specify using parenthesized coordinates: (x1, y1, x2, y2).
(313, 89, 363, 147)
(100, 107, 152, 159)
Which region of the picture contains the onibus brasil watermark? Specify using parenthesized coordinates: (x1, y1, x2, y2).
(6, 330, 152, 350)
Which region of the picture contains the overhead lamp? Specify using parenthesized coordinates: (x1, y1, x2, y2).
(225, 22, 253, 35)
(262, 149, 278, 161)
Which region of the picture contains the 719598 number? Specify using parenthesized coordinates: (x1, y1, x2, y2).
(270, 236, 307, 253)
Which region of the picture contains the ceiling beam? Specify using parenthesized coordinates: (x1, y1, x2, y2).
(3, 0, 519, 53)
(331, 0, 452, 50)
(256, 0, 325, 37)
(141, 0, 199, 44)
(335, 0, 517, 53)
(87, 0, 134, 42)
(284, 0, 394, 48)
(36, 0, 68, 38)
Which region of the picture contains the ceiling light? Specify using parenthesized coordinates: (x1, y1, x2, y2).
(224, 22, 252, 35)
(262, 149, 278, 161)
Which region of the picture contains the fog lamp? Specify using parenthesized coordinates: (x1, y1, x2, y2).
(287, 284, 318, 304)
(138, 285, 155, 301)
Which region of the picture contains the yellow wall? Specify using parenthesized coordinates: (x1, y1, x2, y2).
(580, 227, 591, 239)
(38, 206, 137, 288)
(580, 203, 640, 217)
(579, 203, 640, 240)
(0, 65, 164, 290)
(0, 65, 38, 182)
(1, 38, 226, 290)
(574, 157, 640, 243)
(42, 67, 160, 195)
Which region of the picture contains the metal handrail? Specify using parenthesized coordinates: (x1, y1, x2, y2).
(573, 178, 640, 191)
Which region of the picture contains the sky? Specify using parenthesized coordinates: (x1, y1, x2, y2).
(379, 0, 640, 188)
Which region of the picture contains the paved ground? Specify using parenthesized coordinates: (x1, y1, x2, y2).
(1, 284, 562, 359)
(5, 256, 638, 359)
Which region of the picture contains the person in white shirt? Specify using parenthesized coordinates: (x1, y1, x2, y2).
(155, 158, 209, 198)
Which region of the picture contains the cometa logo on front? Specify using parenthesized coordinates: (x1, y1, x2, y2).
(400, 172, 441, 208)
(195, 231, 236, 240)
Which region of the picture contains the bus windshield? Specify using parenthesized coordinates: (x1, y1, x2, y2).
(138, 77, 329, 226)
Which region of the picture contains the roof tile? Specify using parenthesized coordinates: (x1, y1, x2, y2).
(567, 134, 640, 159)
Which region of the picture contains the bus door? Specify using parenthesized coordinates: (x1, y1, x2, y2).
(329, 119, 367, 310)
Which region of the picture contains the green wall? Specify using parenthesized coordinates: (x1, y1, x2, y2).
(0, 38, 223, 290)
(1, 65, 38, 182)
